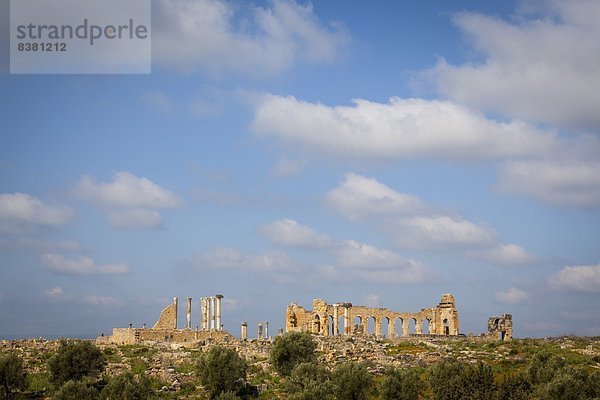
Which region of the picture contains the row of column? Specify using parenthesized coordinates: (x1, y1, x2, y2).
(200, 295, 223, 331)
(330, 303, 352, 336)
(241, 321, 270, 340)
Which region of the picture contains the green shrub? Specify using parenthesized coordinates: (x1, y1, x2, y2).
(270, 332, 316, 377)
(100, 372, 156, 399)
(197, 346, 247, 399)
(53, 380, 97, 400)
(0, 352, 27, 400)
(48, 340, 106, 386)
(286, 362, 333, 400)
(380, 367, 422, 400)
(331, 362, 374, 400)
(527, 350, 565, 385)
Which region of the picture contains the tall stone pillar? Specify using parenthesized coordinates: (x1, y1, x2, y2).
(210, 297, 216, 331)
(216, 294, 223, 331)
(241, 322, 248, 340)
(201, 298, 208, 331)
(186, 297, 192, 329)
(258, 322, 263, 340)
(343, 305, 350, 335)
(375, 319, 382, 337)
(173, 297, 178, 329)
(265, 322, 269, 339)
(333, 305, 339, 336)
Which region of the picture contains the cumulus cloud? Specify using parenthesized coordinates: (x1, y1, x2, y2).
(74, 171, 181, 229)
(392, 215, 496, 250)
(258, 218, 332, 248)
(326, 173, 423, 219)
(326, 173, 536, 258)
(494, 287, 528, 304)
(330, 240, 434, 284)
(41, 253, 130, 275)
(429, 1, 600, 131)
(153, 0, 348, 75)
(549, 263, 600, 293)
(0, 238, 82, 252)
(468, 243, 538, 266)
(0, 193, 73, 234)
(252, 94, 556, 161)
(192, 247, 296, 273)
(496, 161, 600, 208)
(40, 287, 73, 302)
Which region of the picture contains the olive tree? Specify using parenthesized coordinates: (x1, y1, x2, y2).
(269, 332, 316, 376)
(48, 340, 106, 386)
(197, 346, 247, 399)
(0, 352, 27, 400)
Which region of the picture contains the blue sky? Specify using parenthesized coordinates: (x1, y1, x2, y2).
(1, 0, 599, 339)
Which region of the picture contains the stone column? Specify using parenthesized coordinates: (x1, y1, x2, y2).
(265, 322, 269, 339)
(173, 297, 178, 329)
(343, 305, 350, 335)
(201, 298, 208, 331)
(216, 294, 223, 331)
(333, 305, 339, 336)
(402, 319, 409, 336)
(210, 297, 216, 331)
(416, 319, 423, 335)
(186, 297, 192, 329)
(258, 322, 263, 340)
(375, 319, 382, 337)
(387, 322, 395, 338)
(241, 322, 248, 340)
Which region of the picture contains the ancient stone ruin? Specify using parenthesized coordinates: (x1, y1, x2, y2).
(486, 314, 513, 341)
(286, 294, 460, 338)
(104, 294, 233, 345)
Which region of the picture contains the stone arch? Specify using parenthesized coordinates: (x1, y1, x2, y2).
(422, 318, 431, 334)
(394, 317, 404, 337)
(443, 318, 450, 335)
(328, 315, 335, 336)
(288, 312, 297, 328)
(353, 315, 363, 335)
(367, 316, 376, 335)
(312, 314, 321, 334)
(381, 316, 390, 338)
(409, 317, 417, 334)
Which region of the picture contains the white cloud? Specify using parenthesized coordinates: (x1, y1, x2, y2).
(41, 253, 130, 275)
(75, 171, 181, 209)
(252, 94, 556, 161)
(548, 263, 600, 293)
(258, 218, 332, 248)
(325, 173, 423, 219)
(496, 161, 600, 208)
(0, 193, 73, 234)
(40, 287, 73, 302)
(469, 243, 537, 266)
(75, 171, 181, 229)
(82, 295, 122, 308)
(393, 215, 496, 250)
(494, 287, 528, 304)
(193, 247, 296, 272)
(429, 2, 600, 131)
(153, 0, 348, 75)
(331, 240, 433, 284)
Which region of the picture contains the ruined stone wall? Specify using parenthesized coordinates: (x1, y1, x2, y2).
(152, 299, 178, 330)
(286, 294, 460, 338)
(486, 314, 513, 341)
(107, 328, 233, 345)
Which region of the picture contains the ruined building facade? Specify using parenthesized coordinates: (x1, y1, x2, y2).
(286, 294, 459, 338)
(486, 314, 513, 341)
(105, 295, 233, 345)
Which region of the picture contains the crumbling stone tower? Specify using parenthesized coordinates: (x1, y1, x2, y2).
(487, 314, 513, 341)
